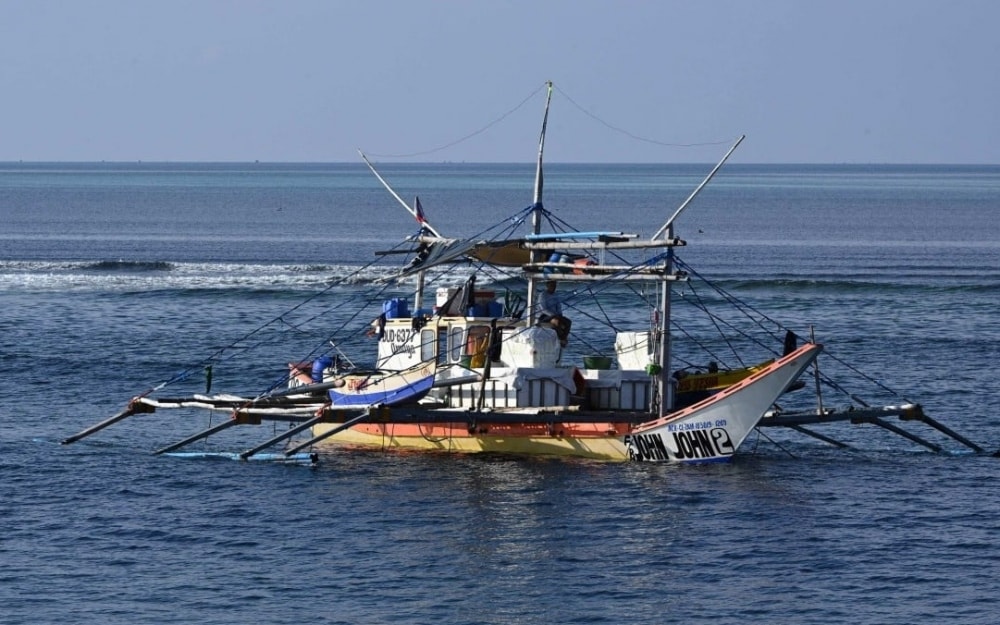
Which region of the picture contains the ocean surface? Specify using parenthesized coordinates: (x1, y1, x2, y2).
(2, 161, 999, 624)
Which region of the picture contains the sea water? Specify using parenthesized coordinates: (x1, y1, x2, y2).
(2, 162, 999, 624)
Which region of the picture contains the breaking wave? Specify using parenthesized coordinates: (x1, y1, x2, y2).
(84, 260, 176, 272)
(719, 277, 1000, 294)
(0, 260, 410, 293)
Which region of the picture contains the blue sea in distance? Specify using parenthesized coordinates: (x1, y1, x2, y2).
(2, 161, 1000, 624)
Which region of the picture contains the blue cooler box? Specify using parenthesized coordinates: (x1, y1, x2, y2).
(382, 298, 410, 319)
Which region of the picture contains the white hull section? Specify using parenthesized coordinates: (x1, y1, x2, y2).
(327, 361, 435, 407)
(625, 343, 821, 462)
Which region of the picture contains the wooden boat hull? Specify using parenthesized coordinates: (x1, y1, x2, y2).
(310, 420, 631, 461)
(309, 343, 822, 463)
(627, 343, 821, 462)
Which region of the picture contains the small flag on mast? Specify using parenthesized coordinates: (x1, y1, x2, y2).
(414, 196, 426, 224)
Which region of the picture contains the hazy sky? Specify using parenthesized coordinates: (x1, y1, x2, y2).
(2, 0, 997, 163)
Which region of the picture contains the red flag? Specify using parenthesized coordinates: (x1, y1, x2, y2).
(415, 197, 426, 224)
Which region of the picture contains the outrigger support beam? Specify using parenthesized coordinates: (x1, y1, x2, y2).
(283, 408, 373, 457)
(61, 398, 156, 445)
(153, 418, 241, 455)
(786, 424, 851, 448)
(239, 411, 332, 460)
(866, 417, 942, 452)
(911, 412, 984, 453)
(760, 403, 985, 453)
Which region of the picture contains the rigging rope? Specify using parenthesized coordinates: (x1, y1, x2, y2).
(364, 81, 738, 161)
(552, 84, 739, 149)
(673, 255, 910, 404)
(364, 83, 548, 159)
(138, 238, 416, 400)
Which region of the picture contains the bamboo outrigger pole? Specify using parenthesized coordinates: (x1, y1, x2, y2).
(61, 399, 155, 445)
(238, 411, 333, 460)
(283, 409, 374, 456)
(154, 419, 241, 455)
(359, 150, 443, 238)
(652, 134, 745, 240)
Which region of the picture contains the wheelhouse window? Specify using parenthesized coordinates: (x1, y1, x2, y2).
(448, 326, 465, 362)
(421, 329, 435, 362)
(466, 326, 490, 357)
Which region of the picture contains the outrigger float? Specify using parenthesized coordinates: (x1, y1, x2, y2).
(63, 82, 984, 463)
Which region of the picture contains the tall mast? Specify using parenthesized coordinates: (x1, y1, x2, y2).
(533, 81, 552, 208)
(652, 136, 743, 415)
(526, 81, 553, 324)
(657, 226, 674, 417)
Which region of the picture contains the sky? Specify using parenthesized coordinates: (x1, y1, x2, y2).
(1, 0, 998, 164)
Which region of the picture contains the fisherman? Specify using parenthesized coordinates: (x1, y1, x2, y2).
(537, 280, 572, 347)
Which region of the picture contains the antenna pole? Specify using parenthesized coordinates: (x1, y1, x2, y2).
(652, 135, 744, 240)
(359, 150, 442, 238)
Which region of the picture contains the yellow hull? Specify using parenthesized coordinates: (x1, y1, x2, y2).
(675, 360, 773, 394)
(311, 421, 631, 461)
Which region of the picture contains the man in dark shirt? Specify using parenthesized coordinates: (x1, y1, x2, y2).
(538, 280, 571, 347)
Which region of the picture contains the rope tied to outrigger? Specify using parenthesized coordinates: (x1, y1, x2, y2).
(62, 240, 417, 446)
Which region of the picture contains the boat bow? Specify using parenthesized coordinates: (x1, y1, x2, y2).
(626, 342, 822, 462)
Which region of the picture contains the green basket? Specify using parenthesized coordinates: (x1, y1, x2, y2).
(583, 356, 612, 370)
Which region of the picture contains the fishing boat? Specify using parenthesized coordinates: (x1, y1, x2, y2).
(63, 82, 984, 463)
